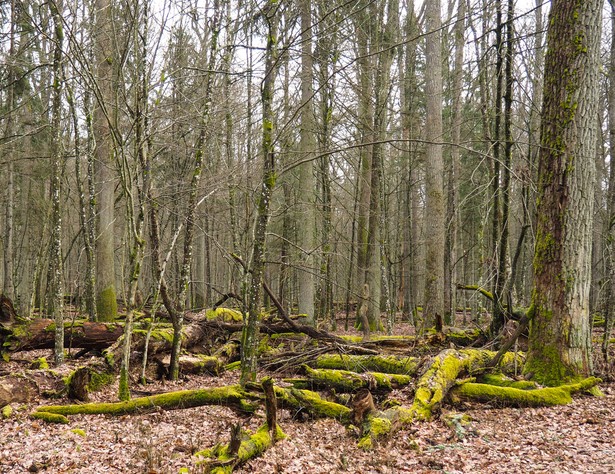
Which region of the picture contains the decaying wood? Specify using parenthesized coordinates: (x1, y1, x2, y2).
(351, 388, 375, 425)
(34, 385, 260, 422)
(1, 374, 39, 408)
(67, 367, 90, 401)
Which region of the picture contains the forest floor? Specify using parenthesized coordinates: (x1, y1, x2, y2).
(1, 316, 615, 473)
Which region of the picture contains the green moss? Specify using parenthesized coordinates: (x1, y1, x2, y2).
(35, 385, 258, 419)
(301, 366, 411, 393)
(30, 357, 49, 370)
(2, 405, 13, 418)
(70, 428, 86, 437)
(451, 377, 600, 408)
(31, 411, 69, 424)
(479, 373, 537, 390)
(225, 361, 241, 371)
(314, 354, 418, 375)
(88, 371, 114, 392)
(273, 386, 351, 422)
(358, 416, 391, 449)
(97, 286, 118, 322)
(205, 307, 243, 323)
(197, 423, 286, 473)
(118, 366, 130, 401)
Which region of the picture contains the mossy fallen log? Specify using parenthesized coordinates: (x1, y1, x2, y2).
(449, 377, 601, 407)
(410, 349, 522, 420)
(33, 385, 259, 421)
(197, 423, 286, 474)
(290, 365, 412, 393)
(273, 386, 352, 423)
(313, 354, 419, 375)
(358, 406, 414, 449)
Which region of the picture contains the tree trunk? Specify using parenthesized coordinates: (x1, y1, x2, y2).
(296, 0, 317, 325)
(422, 0, 445, 332)
(240, 7, 279, 385)
(525, 0, 602, 385)
(94, 0, 118, 322)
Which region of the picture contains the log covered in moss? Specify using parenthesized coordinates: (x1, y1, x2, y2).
(34, 385, 260, 421)
(449, 377, 601, 407)
(289, 365, 412, 393)
(197, 423, 286, 474)
(312, 354, 419, 375)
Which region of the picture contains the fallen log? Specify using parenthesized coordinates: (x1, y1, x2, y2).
(449, 377, 601, 407)
(197, 423, 286, 474)
(287, 365, 412, 393)
(33, 385, 260, 423)
(312, 353, 419, 375)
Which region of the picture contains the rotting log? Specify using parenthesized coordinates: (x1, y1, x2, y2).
(33, 385, 260, 422)
(197, 423, 286, 474)
(1, 375, 40, 408)
(272, 385, 352, 423)
(2, 319, 124, 352)
(312, 353, 419, 375)
(0, 362, 114, 407)
(449, 377, 601, 407)
(288, 365, 412, 393)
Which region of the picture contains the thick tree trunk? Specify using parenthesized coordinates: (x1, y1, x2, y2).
(94, 0, 117, 322)
(525, 0, 602, 385)
(422, 0, 445, 332)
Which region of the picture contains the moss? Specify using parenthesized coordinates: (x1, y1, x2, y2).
(479, 373, 537, 390)
(524, 342, 571, 386)
(2, 405, 13, 418)
(301, 366, 411, 393)
(88, 371, 114, 392)
(30, 357, 49, 370)
(358, 416, 391, 449)
(197, 423, 285, 473)
(225, 361, 241, 371)
(31, 411, 69, 424)
(35, 385, 258, 419)
(314, 354, 418, 375)
(205, 307, 243, 323)
(70, 428, 86, 437)
(118, 366, 130, 401)
(450, 377, 601, 407)
(273, 386, 351, 422)
(97, 286, 118, 322)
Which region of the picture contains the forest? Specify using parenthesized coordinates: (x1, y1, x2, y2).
(1, 0, 615, 472)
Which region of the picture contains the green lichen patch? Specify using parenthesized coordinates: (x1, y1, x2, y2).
(70, 428, 87, 437)
(88, 371, 114, 392)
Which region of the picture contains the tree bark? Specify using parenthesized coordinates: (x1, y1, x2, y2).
(422, 0, 445, 332)
(525, 0, 602, 385)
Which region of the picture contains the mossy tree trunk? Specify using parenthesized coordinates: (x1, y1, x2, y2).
(525, 0, 601, 386)
(93, 0, 118, 323)
(240, 5, 279, 385)
(422, 0, 445, 333)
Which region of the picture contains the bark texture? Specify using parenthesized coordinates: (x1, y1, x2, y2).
(526, 0, 602, 385)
